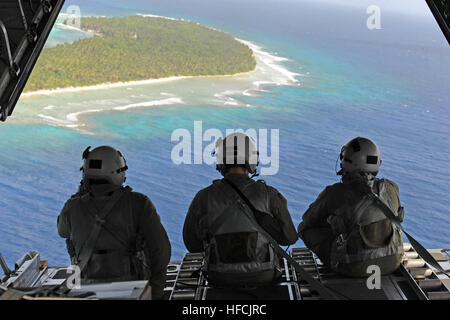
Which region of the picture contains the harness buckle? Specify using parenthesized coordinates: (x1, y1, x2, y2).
(95, 215, 105, 225)
(336, 234, 346, 247)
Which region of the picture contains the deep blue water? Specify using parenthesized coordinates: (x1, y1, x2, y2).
(0, 0, 449, 267)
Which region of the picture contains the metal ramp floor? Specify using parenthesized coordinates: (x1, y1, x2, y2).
(164, 245, 450, 300)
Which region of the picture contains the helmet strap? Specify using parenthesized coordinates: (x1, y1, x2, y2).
(335, 153, 344, 176)
(250, 171, 259, 179)
(82, 146, 91, 160)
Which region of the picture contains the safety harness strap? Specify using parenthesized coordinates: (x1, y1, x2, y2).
(367, 193, 450, 278)
(224, 178, 339, 300)
(76, 188, 127, 273)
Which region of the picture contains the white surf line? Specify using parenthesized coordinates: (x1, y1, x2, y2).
(113, 97, 185, 111)
(236, 38, 301, 86)
(66, 109, 103, 125)
(136, 13, 180, 21)
(211, 38, 302, 107)
(38, 113, 79, 128)
(41, 97, 185, 130)
(210, 39, 303, 108)
(38, 114, 68, 124)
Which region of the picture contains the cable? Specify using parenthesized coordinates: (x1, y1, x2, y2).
(28, 0, 36, 14)
(322, 283, 352, 300)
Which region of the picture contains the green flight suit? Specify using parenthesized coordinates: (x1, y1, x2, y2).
(298, 174, 404, 277)
(183, 173, 298, 253)
(57, 186, 171, 299)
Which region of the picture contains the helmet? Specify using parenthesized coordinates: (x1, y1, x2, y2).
(81, 146, 128, 188)
(338, 137, 381, 175)
(215, 132, 259, 175)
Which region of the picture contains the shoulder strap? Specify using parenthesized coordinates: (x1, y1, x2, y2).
(206, 181, 238, 239)
(76, 188, 127, 273)
(367, 192, 449, 277)
(207, 180, 260, 238)
(224, 178, 339, 300)
(219, 179, 283, 240)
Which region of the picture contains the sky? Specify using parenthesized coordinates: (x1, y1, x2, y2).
(61, 0, 435, 20)
(294, 0, 432, 16)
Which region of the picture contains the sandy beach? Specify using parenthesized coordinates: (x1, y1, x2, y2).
(22, 76, 193, 97)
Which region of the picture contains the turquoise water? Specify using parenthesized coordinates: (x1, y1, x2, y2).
(0, 0, 449, 267)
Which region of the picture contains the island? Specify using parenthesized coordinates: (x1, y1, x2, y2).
(24, 16, 256, 92)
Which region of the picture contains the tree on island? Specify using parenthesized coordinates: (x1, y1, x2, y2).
(25, 16, 256, 92)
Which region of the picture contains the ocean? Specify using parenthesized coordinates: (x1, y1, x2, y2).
(0, 0, 449, 267)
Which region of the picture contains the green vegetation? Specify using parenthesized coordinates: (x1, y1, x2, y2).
(25, 16, 256, 92)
